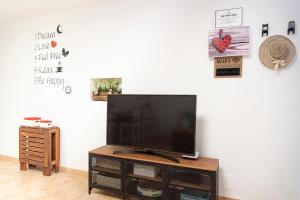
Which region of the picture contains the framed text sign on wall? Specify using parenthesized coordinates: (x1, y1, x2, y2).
(215, 7, 243, 28)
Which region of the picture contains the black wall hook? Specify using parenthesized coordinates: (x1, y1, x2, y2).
(262, 24, 269, 37)
(288, 21, 295, 35)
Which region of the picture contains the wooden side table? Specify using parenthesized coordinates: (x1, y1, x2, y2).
(19, 126, 60, 176)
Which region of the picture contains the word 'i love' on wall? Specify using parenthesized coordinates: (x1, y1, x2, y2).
(33, 24, 72, 94)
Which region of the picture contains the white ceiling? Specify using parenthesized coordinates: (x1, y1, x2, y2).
(0, 0, 102, 22)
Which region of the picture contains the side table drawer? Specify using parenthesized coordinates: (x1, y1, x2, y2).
(20, 131, 45, 139)
(20, 141, 44, 149)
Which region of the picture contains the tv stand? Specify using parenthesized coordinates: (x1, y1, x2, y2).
(89, 145, 219, 200)
(113, 148, 180, 163)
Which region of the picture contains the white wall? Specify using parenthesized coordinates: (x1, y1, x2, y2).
(0, 0, 299, 199)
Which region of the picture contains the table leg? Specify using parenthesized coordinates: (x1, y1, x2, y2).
(20, 162, 27, 171)
(55, 128, 60, 173)
(43, 167, 52, 176)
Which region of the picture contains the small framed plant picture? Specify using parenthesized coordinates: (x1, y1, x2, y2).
(91, 78, 122, 101)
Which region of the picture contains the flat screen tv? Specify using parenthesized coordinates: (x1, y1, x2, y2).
(106, 94, 196, 157)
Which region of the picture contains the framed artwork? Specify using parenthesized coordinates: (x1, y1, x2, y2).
(91, 78, 122, 101)
(208, 26, 250, 57)
(215, 7, 243, 28)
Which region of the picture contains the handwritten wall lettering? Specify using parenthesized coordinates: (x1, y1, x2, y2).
(34, 76, 45, 84)
(34, 66, 54, 74)
(33, 24, 71, 94)
(46, 77, 65, 89)
(34, 43, 50, 51)
(35, 32, 56, 40)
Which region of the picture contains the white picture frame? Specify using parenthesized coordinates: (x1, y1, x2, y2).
(215, 7, 243, 28)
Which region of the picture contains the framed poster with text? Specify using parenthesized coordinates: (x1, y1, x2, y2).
(215, 7, 243, 28)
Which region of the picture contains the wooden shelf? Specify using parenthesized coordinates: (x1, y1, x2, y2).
(92, 95, 107, 101)
(169, 179, 211, 191)
(92, 165, 121, 175)
(127, 173, 162, 182)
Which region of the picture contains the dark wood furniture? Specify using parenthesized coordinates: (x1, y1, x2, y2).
(19, 126, 60, 176)
(89, 145, 219, 200)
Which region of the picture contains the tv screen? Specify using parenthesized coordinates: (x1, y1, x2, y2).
(106, 94, 196, 155)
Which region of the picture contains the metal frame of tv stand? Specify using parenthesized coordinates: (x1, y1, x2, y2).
(88, 153, 218, 200)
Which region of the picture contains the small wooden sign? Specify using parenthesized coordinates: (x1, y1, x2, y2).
(214, 56, 242, 78)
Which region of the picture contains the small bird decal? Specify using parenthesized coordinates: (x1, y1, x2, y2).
(62, 48, 70, 57)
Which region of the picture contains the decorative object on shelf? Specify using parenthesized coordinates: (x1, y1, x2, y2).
(214, 56, 243, 78)
(259, 35, 296, 70)
(215, 7, 243, 28)
(19, 126, 60, 176)
(23, 117, 41, 127)
(287, 21, 295, 35)
(262, 24, 269, 37)
(134, 164, 160, 178)
(91, 78, 122, 101)
(182, 151, 199, 159)
(209, 26, 250, 57)
(39, 120, 52, 128)
(180, 193, 209, 200)
(96, 174, 121, 190)
(137, 181, 162, 198)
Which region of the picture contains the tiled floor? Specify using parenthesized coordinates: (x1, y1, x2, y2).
(0, 155, 236, 200)
(0, 156, 120, 200)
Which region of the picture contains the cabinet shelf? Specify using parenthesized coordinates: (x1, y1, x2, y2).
(92, 165, 121, 175)
(90, 183, 122, 194)
(169, 179, 211, 191)
(127, 193, 161, 200)
(127, 173, 163, 182)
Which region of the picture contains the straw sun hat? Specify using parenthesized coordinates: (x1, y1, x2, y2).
(259, 35, 296, 70)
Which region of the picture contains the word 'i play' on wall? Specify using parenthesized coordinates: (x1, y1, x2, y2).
(33, 24, 72, 94)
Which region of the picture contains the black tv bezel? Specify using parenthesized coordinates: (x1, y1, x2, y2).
(106, 94, 197, 156)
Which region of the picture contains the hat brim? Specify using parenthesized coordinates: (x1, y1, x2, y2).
(259, 35, 296, 69)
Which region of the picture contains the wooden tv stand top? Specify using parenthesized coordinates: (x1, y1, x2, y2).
(89, 145, 219, 172)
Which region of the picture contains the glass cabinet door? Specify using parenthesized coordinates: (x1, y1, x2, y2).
(167, 167, 213, 200)
(125, 161, 164, 200)
(90, 156, 122, 193)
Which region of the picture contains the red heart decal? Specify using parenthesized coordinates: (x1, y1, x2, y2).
(51, 41, 57, 48)
(212, 35, 232, 53)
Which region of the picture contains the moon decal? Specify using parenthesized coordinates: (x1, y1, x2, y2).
(57, 24, 63, 34)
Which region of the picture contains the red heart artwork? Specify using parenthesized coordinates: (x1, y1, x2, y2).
(51, 41, 57, 48)
(212, 35, 232, 53)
